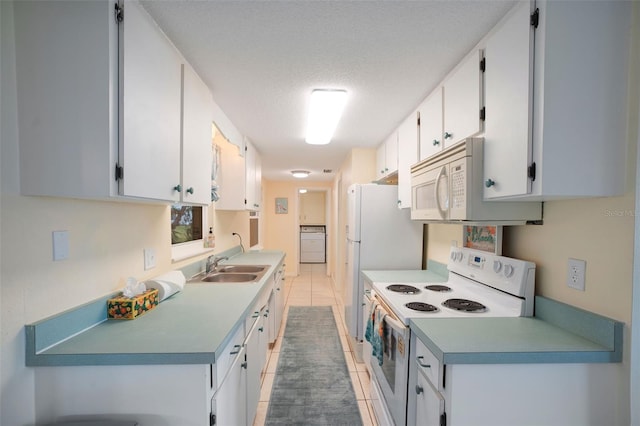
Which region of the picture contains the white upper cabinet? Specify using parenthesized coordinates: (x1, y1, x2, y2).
(216, 137, 262, 211)
(418, 87, 444, 161)
(376, 131, 399, 180)
(397, 111, 419, 208)
(483, 0, 631, 200)
(215, 135, 246, 211)
(245, 141, 262, 211)
(442, 50, 484, 148)
(118, 0, 182, 202)
(483, 1, 533, 199)
(181, 63, 214, 205)
(14, 1, 213, 204)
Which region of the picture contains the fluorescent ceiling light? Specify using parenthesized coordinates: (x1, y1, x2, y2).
(291, 170, 310, 178)
(305, 89, 348, 145)
(299, 189, 308, 194)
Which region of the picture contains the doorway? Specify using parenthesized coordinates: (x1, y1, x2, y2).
(297, 188, 331, 273)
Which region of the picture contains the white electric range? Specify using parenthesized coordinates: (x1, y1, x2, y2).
(365, 247, 536, 426)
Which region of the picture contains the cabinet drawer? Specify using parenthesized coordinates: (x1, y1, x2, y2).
(214, 324, 245, 391)
(414, 338, 442, 391)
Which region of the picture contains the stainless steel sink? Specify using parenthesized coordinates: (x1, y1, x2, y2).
(188, 264, 269, 283)
(201, 273, 258, 283)
(216, 265, 266, 273)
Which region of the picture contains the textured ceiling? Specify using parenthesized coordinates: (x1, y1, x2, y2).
(141, 0, 516, 181)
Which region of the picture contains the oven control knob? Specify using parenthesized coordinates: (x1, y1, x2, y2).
(503, 264, 514, 278)
(493, 260, 503, 273)
(455, 251, 463, 262)
(450, 251, 457, 261)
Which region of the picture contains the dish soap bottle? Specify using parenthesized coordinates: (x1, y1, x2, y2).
(207, 227, 215, 249)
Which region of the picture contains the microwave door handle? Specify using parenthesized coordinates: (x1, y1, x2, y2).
(434, 165, 447, 219)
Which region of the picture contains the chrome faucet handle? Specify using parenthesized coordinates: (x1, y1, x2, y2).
(205, 255, 216, 273)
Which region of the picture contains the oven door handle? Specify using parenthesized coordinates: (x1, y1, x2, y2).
(381, 312, 406, 334)
(373, 295, 407, 333)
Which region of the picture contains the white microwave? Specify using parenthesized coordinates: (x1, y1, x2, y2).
(410, 138, 541, 223)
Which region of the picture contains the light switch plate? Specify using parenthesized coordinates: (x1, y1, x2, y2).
(52, 231, 69, 261)
(144, 248, 156, 270)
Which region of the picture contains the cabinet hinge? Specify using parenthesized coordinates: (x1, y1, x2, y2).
(528, 161, 536, 181)
(114, 2, 124, 23)
(530, 8, 539, 29)
(209, 413, 216, 426)
(479, 107, 486, 121)
(244, 199, 247, 205)
(480, 57, 486, 72)
(440, 412, 447, 426)
(115, 163, 124, 181)
(417, 115, 420, 127)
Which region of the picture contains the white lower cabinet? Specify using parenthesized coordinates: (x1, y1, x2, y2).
(407, 331, 622, 426)
(269, 261, 286, 344)
(245, 305, 268, 425)
(212, 341, 248, 426)
(33, 263, 288, 426)
(414, 370, 445, 426)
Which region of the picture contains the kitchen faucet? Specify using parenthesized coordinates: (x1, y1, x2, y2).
(206, 255, 228, 273)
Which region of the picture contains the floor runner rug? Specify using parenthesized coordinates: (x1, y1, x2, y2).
(265, 306, 363, 425)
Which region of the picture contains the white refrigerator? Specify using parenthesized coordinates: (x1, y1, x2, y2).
(344, 183, 423, 361)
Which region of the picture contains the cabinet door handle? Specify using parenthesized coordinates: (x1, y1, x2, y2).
(258, 327, 264, 332)
(485, 179, 496, 188)
(416, 385, 424, 395)
(444, 132, 452, 139)
(241, 362, 248, 369)
(433, 139, 440, 146)
(417, 356, 431, 368)
(173, 184, 182, 192)
(252, 311, 260, 318)
(230, 344, 242, 355)
(186, 187, 194, 194)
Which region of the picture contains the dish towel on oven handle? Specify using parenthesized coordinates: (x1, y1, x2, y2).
(365, 301, 388, 365)
(365, 299, 377, 344)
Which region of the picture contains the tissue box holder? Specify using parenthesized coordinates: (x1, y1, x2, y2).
(107, 289, 159, 320)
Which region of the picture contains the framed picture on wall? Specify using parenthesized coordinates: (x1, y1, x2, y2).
(462, 225, 502, 255)
(275, 197, 288, 214)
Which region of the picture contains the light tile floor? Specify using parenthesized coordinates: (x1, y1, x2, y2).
(254, 263, 377, 426)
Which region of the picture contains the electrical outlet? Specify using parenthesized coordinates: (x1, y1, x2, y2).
(144, 248, 156, 270)
(52, 230, 69, 261)
(567, 258, 586, 291)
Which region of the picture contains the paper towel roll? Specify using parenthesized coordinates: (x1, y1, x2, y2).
(145, 270, 186, 302)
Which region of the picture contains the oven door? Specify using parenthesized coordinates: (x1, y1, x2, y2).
(368, 297, 411, 426)
(411, 162, 450, 221)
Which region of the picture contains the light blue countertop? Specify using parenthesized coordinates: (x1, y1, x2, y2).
(411, 316, 619, 364)
(361, 259, 449, 284)
(25, 249, 285, 366)
(410, 297, 623, 365)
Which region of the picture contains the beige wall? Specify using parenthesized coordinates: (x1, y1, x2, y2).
(262, 180, 332, 276)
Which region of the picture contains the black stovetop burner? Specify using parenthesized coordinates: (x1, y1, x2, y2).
(386, 284, 421, 294)
(425, 284, 451, 292)
(405, 302, 439, 312)
(442, 298, 487, 313)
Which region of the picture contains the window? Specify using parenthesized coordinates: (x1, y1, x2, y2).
(171, 204, 203, 245)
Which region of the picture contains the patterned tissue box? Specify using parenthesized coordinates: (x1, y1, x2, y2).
(107, 289, 159, 319)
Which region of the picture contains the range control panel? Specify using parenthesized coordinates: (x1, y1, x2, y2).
(448, 247, 536, 300)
